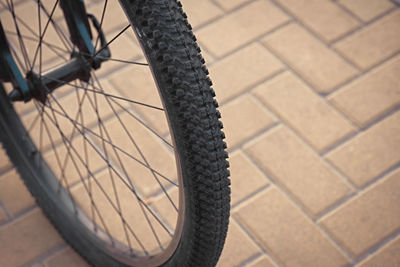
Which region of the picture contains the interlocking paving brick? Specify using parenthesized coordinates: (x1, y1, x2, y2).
(275, 0, 360, 42)
(338, 0, 395, 22)
(229, 151, 269, 205)
(0, 170, 35, 216)
(220, 95, 277, 148)
(181, 0, 223, 28)
(0, 209, 63, 267)
(234, 187, 350, 267)
(334, 10, 400, 70)
(209, 43, 284, 104)
(326, 111, 400, 187)
(356, 235, 400, 267)
(320, 168, 400, 257)
(248, 255, 278, 267)
(44, 248, 89, 267)
(213, 0, 252, 11)
(263, 23, 358, 93)
(245, 126, 352, 216)
(217, 219, 261, 267)
(253, 72, 356, 152)
(329, 55, 400, 128)
(196, 0, 290, 57)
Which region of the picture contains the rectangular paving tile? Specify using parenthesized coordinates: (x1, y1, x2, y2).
(209, 43, 284, 103)
(263, 23, 358, 93)
(244, 126, 353, 216)
(334, 10, 400, 70)
(0, 170, 35, 216)
(44, 248, 89, 267)
(248, 256, 278, 267)
(229, 150, 269, 205)
(220, 95, 277, 148)
(320, 168, 400, 257)
(0, 209, 63, 267)
(213, 0, 252, 11)
(338, 0, 395, 22)
(356, 235, 400, 267)
(234, 187, 349, 267)
(326, 111, 400, 187)
(217, 219, 261, 267)
(275, 0, 360, 42)
(253, 72, 356, 152)
(181, 0, 223, 28)
(196, 0, 290, 57)
(329, 55, 400, 127)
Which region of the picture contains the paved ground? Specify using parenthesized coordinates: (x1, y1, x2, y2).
(1, 0, 400, 266)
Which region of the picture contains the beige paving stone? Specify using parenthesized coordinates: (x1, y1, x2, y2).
(245, 126, 352, 216)
(253, 72, 356, 152)
(44, 248, 89, 267)
(356, 235, 400, 267)
(0, 170, 35, 216)
(263, 23, 358, 93)
(326, 111, 400, 187)
(234, 187, 349, 267)
(213, 0, 252, 11)
(329, 55, 400, 128)
(209, 43, 284, 104)
(196, 0, 290, 57)
(220, 95, 277, 148)
(86, 1, 128, 34)
(275, 0, 360, 42)
(334, 10, 400, 70)
(339, 0, 395, 22)
(0, 209, 63, 267)
(181, 0, 223, 28)
(229, 150, 269, 205)
(247, 255, 278, 267)
(320, 168, 400, 257)
(217, 219, 261, 267)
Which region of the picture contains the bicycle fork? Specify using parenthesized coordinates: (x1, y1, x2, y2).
(0, 0, 111, 103)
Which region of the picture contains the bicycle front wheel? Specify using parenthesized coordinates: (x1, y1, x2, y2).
(0, 0, 230, 266)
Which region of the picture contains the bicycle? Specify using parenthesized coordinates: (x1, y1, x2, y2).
(0, 0, 230, 266)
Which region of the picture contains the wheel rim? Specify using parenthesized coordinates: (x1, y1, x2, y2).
(0, 1, 185, 265)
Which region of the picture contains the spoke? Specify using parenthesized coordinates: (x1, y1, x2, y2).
(94, 24, 130, 57)
(39, 76, 172, 148)
(6, 0, 32, 70)
(4, 30, 69, 62)
(90, 82, 134, 251)
(87, 81, 165, 248)
(92, 73, 178, 212)
(47, 94, 174, 237)
(40, 104, 177, 187)
(43, 101, 136, 248)
(30, 0, 60, 70)
(93, 0, 108, 51)
(34, 0, 73, 51)
(40, 76, 164, 111)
